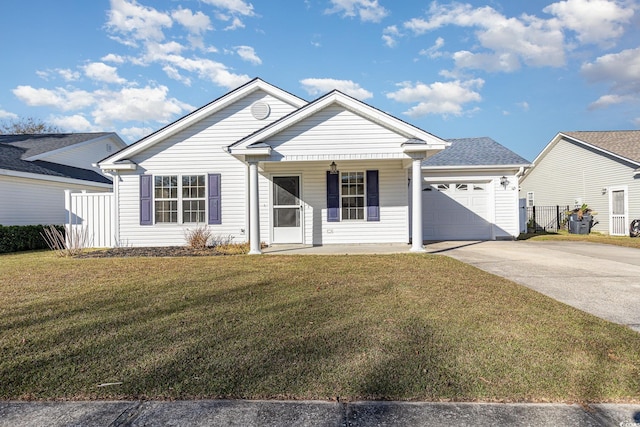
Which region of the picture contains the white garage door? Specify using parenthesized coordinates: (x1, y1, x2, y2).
(422, 182, 493, 240)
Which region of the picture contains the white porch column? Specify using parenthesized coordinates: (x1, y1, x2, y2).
(248, 160, 262, 255)
(410, 157, 425, 252)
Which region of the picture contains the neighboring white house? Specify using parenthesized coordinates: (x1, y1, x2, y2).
(0, 133, 126, 225)
(97, 78, 528, 252)
(519, 131, 640, 236)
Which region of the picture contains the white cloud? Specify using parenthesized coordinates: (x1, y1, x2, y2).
(0, 109, 18, 120)
(224, 16, 245, 30)
(518, 101, 530, 112)
(326, 0, 389, 23)
(235, 45, 262, 65)
(58, 69, 81, 81)
(107, 0, 172, 43)
(91, 85, 192, 127)
(403, 3, 566, 71)
(419, 37, 445, 58)
(13, 86, 96, 111)
(101, 53, 126, 63)
(543, 0, 634, 46)
(300, 78, 373, 100)
(386, 79, 484, 117)
(171, 8, 212, 34)
(382, 25, 401, 48)
(12, 83, 194, 130)
(587, 94, 635, 109)
(162, 66, 192, 86)
(201, 0, 255, 16)
(119, 126, 154, 142)
(50, 114, 97, 132)
(582, 47, 640, 108)
(83, 62, 127, 84)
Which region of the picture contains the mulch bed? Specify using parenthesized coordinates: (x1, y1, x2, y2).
(75, 246, 221, 258)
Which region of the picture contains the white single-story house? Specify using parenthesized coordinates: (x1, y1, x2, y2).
(519, 131, 640, 235)
(97, 78, 529, 253)
(0, 133, 126, 225)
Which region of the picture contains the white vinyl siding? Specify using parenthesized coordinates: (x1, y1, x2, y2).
(520, 137, 640, 234)
(262, 160, 408, 245)
(263, 105, 409, 161)
(114, 91, 299, 247)
(0, 175, 109, 226)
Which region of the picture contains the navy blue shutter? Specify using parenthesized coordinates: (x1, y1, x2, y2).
(208, 173, 221, 225)
(366, 170, 380, 222)
(140, 175, 153, 225)
(326, 171, 340, 222)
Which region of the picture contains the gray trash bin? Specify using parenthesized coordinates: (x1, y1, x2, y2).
(568, 213, 592, 234)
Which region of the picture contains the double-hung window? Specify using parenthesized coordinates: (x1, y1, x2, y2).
(341, 172, 365, 220)
(153, 175, 206, 224)
(326, 169, 379, 222)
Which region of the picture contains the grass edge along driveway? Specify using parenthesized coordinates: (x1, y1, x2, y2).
(1, 251, 639, 403)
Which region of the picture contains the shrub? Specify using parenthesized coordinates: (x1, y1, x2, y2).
(0, 224, 64, 254)
(40, 225, 90, 257)
(184, 226, 213, 250)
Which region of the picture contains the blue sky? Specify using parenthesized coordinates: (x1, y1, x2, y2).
(1, 0, 639, 160)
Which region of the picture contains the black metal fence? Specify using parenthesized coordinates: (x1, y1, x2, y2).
(526, 205, 570, 233)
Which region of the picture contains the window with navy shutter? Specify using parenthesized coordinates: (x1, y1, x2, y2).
(366, 170, 379, 221)
(140, 175, 153, 225)
(208, 173, 221, 225)
(326, 169, 379, 222)
(326, 171, 340, 222)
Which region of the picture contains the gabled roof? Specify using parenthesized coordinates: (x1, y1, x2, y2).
(100, 78, 307, 166)
(423, 137, 530, 168)
(0, 133, 114, 184)
(230, 90, 448, 152)
(561, 131, 640, 164)
(528, 131, 640, 173)
(0, 133, 118, 159)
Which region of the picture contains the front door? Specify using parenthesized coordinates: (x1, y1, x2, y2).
(272, 175, 303, 243)
(609, 186, 627, 236)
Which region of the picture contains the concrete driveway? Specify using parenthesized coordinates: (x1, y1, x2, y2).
(424, 240, 640, 332)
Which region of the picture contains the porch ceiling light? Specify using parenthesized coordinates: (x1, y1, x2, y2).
(329, 161, 338, 174)
(500, 176, 509, 189)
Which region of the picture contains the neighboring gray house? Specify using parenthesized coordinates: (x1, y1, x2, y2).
(422, 137, 530, 240)
(0, 133, 126, 225)
(519, 131, 640, 235)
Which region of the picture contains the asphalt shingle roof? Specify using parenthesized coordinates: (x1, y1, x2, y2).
(562, 131, 640, 164)
(0, 133, 113, 184)
(423, 137, 530, 167)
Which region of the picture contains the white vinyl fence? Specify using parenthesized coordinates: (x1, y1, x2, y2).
(65, 190, 115, 248)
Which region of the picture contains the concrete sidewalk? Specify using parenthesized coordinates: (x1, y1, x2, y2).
(1, 400, 639, 426)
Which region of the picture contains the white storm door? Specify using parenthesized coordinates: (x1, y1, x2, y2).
(609, 187, 627, 236)
(272, 175, 303, 244)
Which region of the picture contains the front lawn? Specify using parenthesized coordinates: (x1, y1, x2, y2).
(1, 251, 639, 402)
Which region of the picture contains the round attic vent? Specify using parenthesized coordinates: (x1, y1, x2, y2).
(251, 101, 270, 120)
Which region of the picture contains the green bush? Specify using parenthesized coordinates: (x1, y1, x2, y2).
(0, 225, 64, 254)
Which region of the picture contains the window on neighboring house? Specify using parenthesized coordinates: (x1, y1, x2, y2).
(154, 175, 206, 223)
(527, 191, 534, 207)
(341, 171, 365, 220)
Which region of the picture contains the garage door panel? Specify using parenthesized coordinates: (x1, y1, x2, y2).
(422, 183, 492, 240)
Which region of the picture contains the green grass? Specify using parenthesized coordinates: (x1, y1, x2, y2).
(519, 230, 640, 249)
(1, 251, 639, 402)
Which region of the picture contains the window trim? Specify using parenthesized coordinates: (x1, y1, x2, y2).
(153, 174, 207, 224)
(340, 171, 366, 221)
(527, 191, 534, 207)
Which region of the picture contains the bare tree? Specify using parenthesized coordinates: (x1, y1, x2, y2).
(0, 117, 61, 134)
